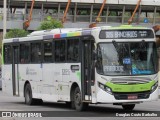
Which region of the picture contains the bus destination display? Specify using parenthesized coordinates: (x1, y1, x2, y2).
(99, 30, 154, 39)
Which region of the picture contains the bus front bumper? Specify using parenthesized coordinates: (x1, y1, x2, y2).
(96, 87, 159, 103)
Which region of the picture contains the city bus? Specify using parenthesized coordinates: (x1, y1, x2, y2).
(2, 25, 159, 111)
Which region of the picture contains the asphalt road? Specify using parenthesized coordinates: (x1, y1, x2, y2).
(0, 90, 160, 120)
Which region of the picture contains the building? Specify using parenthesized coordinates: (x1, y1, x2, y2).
(0, 0, 160, 30)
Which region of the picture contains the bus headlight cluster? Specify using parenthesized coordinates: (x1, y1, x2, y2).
(151, 82, 158, 93)
(98, 82, 112, 95)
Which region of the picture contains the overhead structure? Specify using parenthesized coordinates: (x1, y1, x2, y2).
(62, 0, 71, 23)
(128, 0, 141, 25)
(23, 0, 35, 30)
(89, 0, 106, 28)
(3, 0, 7, 39)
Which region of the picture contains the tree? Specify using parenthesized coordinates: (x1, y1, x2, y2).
(5, 29, 29, 39)
(38, 18, 63, 30)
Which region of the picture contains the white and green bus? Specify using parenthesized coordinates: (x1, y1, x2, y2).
(2, 25, 159, 111)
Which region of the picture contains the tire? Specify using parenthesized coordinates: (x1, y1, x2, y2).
(122, 104, 135, 111)
(73, 87, 88, 111)
(65, 102, 71, 108)
(70, 89, 76, 109)
(24, 84, 35, 105)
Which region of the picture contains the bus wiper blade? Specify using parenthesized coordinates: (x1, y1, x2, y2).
(139, 40, 146, 49)
(112, 40, 120, 53)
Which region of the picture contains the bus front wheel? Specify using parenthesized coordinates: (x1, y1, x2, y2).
(122, 104, 135, 111)
(73, 87, 88, 111)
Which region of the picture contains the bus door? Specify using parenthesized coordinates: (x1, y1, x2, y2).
(81, 37, 95, 101)
(12, 45, 19, 96)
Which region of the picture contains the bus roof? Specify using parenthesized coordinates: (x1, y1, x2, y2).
(3, 25, 153, 43)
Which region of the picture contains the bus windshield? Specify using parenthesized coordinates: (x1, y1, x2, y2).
(96, 42, 158, 76)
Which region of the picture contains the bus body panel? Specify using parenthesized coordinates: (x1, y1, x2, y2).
(41, 63, 57, 102)
(27, 64, 42, 99)
(25, 63, 81, 102)
(55, 63, 81, 102)
(2, 65, 13, 95)
(18, 64, 29, 97)
(57, 63, 71, 101)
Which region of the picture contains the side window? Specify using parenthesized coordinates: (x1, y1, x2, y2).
(44, 41, 52, 63)
(67, 39, 79, 62)
(55, 40, 66, 62)
(20, 44, 30, 64)
(4, 45, 11, 64)
(31, 43, 42, 63)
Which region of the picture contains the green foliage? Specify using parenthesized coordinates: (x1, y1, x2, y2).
(78, 10, 90, 15)
(38, 18, 63, 30)
(5, 29, 29, 39)
(109, 11, 117, 16)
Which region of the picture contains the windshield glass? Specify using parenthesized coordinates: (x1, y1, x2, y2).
(96, 42, 158, 76)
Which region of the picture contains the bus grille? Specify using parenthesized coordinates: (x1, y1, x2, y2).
(113, 91, 150, 100)
(111, 77, 151, 84)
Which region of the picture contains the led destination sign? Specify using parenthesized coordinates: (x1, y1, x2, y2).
(99, 30, 154, 39)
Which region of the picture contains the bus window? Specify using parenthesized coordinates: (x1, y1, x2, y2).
(43, 42, 52, 63)
(55, 40, 66, 62)
(31, 43, 42, 63)
(20, 44, 30, 64)
(67, 39, 79, 62)
(4, 45, 12, 64)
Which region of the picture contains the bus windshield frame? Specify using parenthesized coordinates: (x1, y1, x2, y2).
(96, 42, 158, 76)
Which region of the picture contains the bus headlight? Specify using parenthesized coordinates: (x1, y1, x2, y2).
(98, 82, 112, 95)
(151, 82, 158, 93)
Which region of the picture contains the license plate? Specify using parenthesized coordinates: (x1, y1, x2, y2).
(128, 95, 138, 100)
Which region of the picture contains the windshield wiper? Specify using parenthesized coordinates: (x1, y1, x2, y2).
(139, 40, 146, 49)
(112, 40, 120, 53)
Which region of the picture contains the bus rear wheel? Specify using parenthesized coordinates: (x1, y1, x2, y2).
(122, 104, 135, 111)
(24, 84, 35, 105)
(73, 87, 88, 111)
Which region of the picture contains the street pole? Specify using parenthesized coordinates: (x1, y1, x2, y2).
(3, 0, 7, 39)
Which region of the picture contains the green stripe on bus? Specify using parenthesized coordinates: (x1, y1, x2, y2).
(67, 32, 75, 37)
(108, 25, 146, 30)
(76, 71, 81, 81)
(106, 80, 155, 92)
